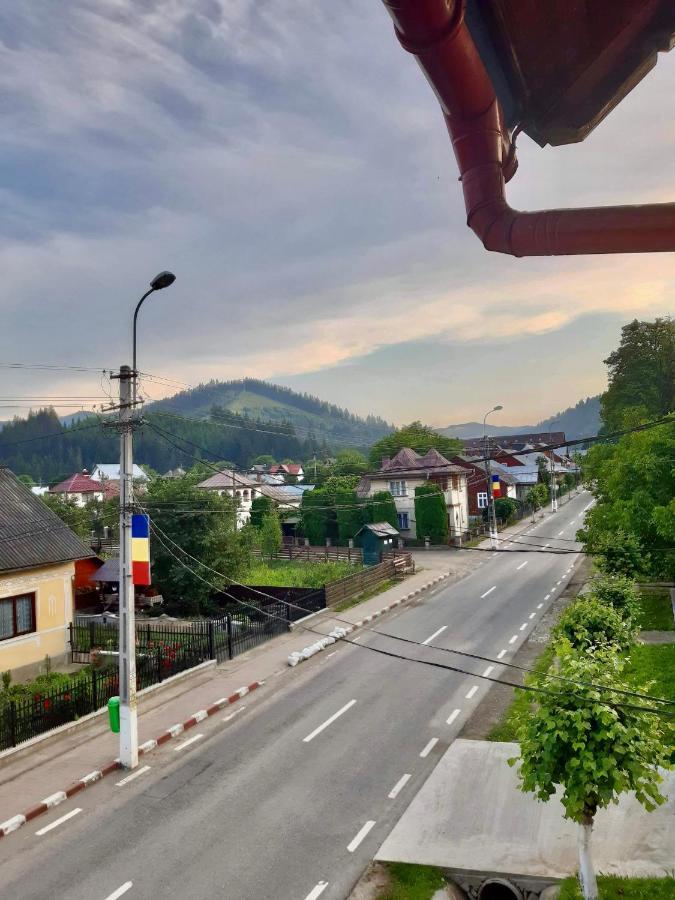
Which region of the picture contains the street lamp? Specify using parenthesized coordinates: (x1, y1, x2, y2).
(482, 405, 503, 550)
(118, 271, 176, 769)
(548, 418, 560, 513)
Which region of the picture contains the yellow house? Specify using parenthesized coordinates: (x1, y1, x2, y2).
(0, 467, 94, 680)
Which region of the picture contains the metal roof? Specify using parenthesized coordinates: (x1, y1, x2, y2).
(356, 522, 400, 538)
(0, 467, 95, 573)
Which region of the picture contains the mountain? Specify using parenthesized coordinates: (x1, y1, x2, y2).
(147, 378, 393, 448)
(438, 395, 601, 442)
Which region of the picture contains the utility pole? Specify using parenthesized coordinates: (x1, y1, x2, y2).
(117, 364, 138, 768)
(548, 421, 559, 512)
(482, 404, 502, 550)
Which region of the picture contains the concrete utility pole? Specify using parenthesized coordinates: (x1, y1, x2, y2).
(548, 420, 559, 513)
(482, 405, 502, 550)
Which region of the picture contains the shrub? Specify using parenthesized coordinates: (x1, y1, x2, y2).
(554, 597, 638, 652)
(589, 574, 641, 621)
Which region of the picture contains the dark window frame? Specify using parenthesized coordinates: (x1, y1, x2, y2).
(0, 592, 37, 641)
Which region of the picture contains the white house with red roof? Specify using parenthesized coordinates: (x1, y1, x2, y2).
(49, 470, 104, 507)
(268, 463, 304, 482)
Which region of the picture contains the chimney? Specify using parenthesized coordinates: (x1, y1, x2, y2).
(381, 456, 391, 469)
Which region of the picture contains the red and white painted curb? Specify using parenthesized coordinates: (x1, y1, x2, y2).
(0, 680, 264, 838)
(288, 572, 452, 666)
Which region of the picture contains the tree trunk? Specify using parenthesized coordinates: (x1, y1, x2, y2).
(578, 815, 598, 900)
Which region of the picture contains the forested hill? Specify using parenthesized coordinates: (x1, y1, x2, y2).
(147, 378, 392, 446)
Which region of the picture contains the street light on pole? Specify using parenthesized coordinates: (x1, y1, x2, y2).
(118, 270, 176, 769)
(483, 404, 503, 550)
(548, 418, 560, 513)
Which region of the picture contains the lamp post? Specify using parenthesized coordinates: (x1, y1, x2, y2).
(548, 418, 560, 513)
(118, 270, 175, 768)
(483, 405, 502, 550)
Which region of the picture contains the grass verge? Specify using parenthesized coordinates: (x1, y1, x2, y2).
(558, 874, 675, 898)
(242, 559, 359, 588)
(333, 578, 398, 613)
(624, 642, 675, 702)
(486, 645, 555, 742)
(376, 863, 445, 900)
(636, 590, 674, 631)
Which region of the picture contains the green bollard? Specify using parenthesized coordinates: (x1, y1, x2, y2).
(108, 696, 120, 733)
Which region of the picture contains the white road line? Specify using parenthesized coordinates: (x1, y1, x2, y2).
(558, 530, 565, 536)
(223, 705, 246, 723)
(422, 625, 447, 645)
(420, 737, 438, 758)
(326, 651, 337, 658)
(116, 765, 151, 787)
(497, 649, 507, 659)
(508, 634, 518, 644)
(446, 708, 461, 725)
(519, 622, 528, 631)
(545, 593, 551, 600)
(388, 773, 412, 799)
(304, 882, 329, 900)
(516, 561, 528, 571)
(347, 820, 376, 853)
(103, 883, 133, 900)
(556, 580, 562, 586)
(352, 635, 362, 643)
(537, 603, 544, 609)
(303, 699, 357, 743)
(465, 685, 479, 699)
(583, 502, 593, 511)
(482, 665, 494, 677)
(481, 586, 496, 598)
(174, 733, 204, 752)
(529, 613, 536, 620)
(491, 552, 499, 558)
(35, 807, 82, 836)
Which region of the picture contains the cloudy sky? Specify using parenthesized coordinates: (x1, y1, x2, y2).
(1, 1, 673, 428)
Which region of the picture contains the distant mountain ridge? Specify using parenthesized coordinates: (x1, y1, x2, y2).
(147, 378, 393, 448)
(438, 396, 601, 442)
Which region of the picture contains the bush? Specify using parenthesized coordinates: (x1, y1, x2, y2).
(414, 483, 448, 544)
(589, 574, 641, 621)
(590, 529, 647, 578)
(494, 497, 519, 522)
(554, 597, 638, 652)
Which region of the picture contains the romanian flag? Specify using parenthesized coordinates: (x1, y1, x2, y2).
(491, 474, 501, 497)
(131, 514, 151, 586)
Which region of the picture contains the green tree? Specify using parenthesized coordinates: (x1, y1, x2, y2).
(335, 489, 365, 544)
(526, 483, 548, 513)
(323, 474, 361, 493)
(494, 497, 519, 522)
(414, 483, 448, 544)
(587, 574, 641, 621)
(365, 491, 399, 530)
(259, 510, 283, 559)
(600, 317, 674, 431)
(333, 449, 368, 476)
(300, 488, 337, 545)
(250, 495, 274, 529)
(251, 455, 276, 467)
(511, 646, 669, 900)
(41, 494, 94, 541)
(144, 476, 248, 615)
(368, 421, 461, 469)
(553, 597, 637, 652)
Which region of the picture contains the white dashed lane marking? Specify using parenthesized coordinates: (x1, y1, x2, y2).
(446, 708, 461, 725)
(388, 773, 412, 799)
(420, 737, 438, 758)
(303, 700, 357, 743)
(35, 808, 82, 836)
(481, 586, 496, 598)
(347, 821, 376, 853)
(465, 685, 479, 700)
(422, 625, 447, 645)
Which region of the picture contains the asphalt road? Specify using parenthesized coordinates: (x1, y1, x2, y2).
(1, 491, 592, 900)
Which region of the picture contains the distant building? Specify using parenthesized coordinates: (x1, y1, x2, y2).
(461, 431, 567, 453)
(197, 470, 299, 528)
(90, 464, 148, 483)
(268, 463, 305, 482)
(49, 470, 104, 507)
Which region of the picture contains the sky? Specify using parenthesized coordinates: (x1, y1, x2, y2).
(0, 1, 673, 428)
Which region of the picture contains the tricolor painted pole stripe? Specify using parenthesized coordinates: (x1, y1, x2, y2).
(131, 514, 151, 585)
(491, 474, 501, 496)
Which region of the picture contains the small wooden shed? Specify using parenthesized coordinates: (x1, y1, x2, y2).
(354, 522, 400, 566)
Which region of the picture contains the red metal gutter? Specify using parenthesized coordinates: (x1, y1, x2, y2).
(381, 0, 675, 256)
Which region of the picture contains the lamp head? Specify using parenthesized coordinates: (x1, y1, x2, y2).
(150, 271, 176, 291)
(493, 404, 503, 411)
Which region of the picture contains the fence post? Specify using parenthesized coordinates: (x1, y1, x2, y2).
(208, 621, 215, 660)
(157, 644, 163, 683)
(69, 622, 74, 662)
(92, 669, 98, 711)
(227, 614, 233, 660)
(9, 700, 17, 748)
(89, 619, 95, 651)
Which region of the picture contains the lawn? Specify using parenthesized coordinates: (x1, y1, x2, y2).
(487, 646, 555, 742)
(635, 590, 674, 631)
(624, 642, 675, 702)
(558, 874, 675, 898)
(333, 578, 397, 612)
(376, 863, 445, 900)
(242, 559, 359, 588)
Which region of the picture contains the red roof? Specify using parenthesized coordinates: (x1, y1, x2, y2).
(50, 472, 104, 494)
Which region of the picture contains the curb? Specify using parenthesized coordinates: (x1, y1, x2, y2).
(287, 572, 452, 667)
(0, 680, 264, 838)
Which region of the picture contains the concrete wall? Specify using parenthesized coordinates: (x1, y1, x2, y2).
(0, 561, 75, 679)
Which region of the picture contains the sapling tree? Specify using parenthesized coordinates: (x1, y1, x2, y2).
(511, 645, 669, 900)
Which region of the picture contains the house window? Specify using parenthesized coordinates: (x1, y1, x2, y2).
(477, 492, 488, 509)
(397, 512, 409, 530)
(0, 593, 36, 641)
(389, 480, 407, 497)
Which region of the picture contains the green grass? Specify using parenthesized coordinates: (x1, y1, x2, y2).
(333, 578, 398, 612)
(624, 642, 675, 702)
(242, 560, 359, 588)
(635, 590, 674, 631)
(376, 863, 445, 900)
(559, 874, 675, 898)
(487, 646, 555, 742)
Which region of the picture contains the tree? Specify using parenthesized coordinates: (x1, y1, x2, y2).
(333, 449, 368, 476)
(144, 476, 249, 615)
(335, 490, 365, 544)
(368, 421, 461, 469)
(511, 646, 669, 900)
(553, 597, 637, 652)
(250, 495, 274, 529)
(300, 488, 337, 545)
(365, 491, 399, 530)
(414, 483, 448, 543)
(600, 317, 674, 431)
(259, 510, 282, 559)
(251, 455, 276, 467)
(41, 494, 95, 541)
(587, 574, 641, 621)
(494, 497, 519, 522)
(323, 474, 360, 493)
(526, 483, 548, 513)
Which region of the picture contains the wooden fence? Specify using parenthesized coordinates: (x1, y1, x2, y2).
(325, 560, 396, 607)
(253, 545, 363, 564)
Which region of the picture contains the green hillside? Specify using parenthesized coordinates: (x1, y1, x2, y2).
(148, 378, 392, 448)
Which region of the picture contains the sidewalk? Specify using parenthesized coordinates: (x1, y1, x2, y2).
(0, 492, 583, 826)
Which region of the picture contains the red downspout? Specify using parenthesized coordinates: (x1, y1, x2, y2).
(381, 0, 675, 256)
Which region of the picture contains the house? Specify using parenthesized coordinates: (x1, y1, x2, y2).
(0, 466, 94, 679)
(452, 457, 519, 518)
(357, 448, 471, 541)
(268, 463, 304, 482)
(197, 469, 299, 528)
(461, 431, 567, 454)
(90, 463, 149, 488)
(163, 466, 186, 479)
(49, 470, 104, 506)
